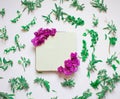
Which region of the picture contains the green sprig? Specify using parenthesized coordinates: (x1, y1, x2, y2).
(71, 0, 85, 11)
(0, 57, 13, 71)
(18, 56, 31, 71)
(0, 26, 8, 40)
(83, 29, 98, 52)
(106, 52, 120, 71)
(52, 3, 66, 21)
(21, 0, 44, 13)
(0, 8, 5, 17)
(103, 21, 117, 35)
(4, 46, 16, 54)
(61, 78, 75, 87)
(81, 40, 89, 62)
(21, 17, 36, 31)
(65, 15, 84, 28)
(9, 76, 29, 93)
(51, 96, 58, 99)
(87, 53, 102, 78)
(14, 34, 25, 51)
(91, 0, 107, 12)
(11, 10, 22, 23)
(92, 14, 98, 27)
(91, 69, 120, 99)
(0, 92, 14, 99)
(72, 89, 92, 99)
(109, 37, 117, 46)
(34, 77, 50, 92)
(42, 13, 53, 24)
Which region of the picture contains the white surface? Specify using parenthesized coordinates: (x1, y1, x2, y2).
(0, 0, 120, 99)
(36, 32, 77, 71)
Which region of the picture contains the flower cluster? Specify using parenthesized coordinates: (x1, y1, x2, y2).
(58, 52, 80, 76)
(31, 28, 56, 47)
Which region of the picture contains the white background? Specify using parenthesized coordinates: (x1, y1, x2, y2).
(0, 0, 120, 99)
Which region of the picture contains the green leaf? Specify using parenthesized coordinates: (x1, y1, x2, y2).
(61, 78, 75, 87)
(34, 77, 50, 92)
(0, 92, 14, 99)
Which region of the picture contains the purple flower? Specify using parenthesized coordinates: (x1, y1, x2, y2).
(57, 52, 80, 76)
(31, 28, 57, 47)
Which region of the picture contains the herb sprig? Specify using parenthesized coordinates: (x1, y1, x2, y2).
(81, 40, 89, 62)
(61, 78, 75, 87)
(0, 92, 14, 99)
(90, 0, 107, 12)
(0, 57, 13, 71)
(4, 34, 25, 54)
(71, 0, 85, 11)
(34, 77, 50, 92)
(83, 29, 99, 52)
(11, 10, 22, 23)
(0, 8, 5, 17)
(106, 52, 120, 71)
(72, 89, 92, 99)
(87, 53, 102, 78)
(0, 26, 8, 40)
(21, 0, 44, 13)
(92, 14, 98, 27)
(90, 69, 120, 99)
(18, 57, 31, 71)
(21, 17, 36, 31)
(9, 76, 29, 93)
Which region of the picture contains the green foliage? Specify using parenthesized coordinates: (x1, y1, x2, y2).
(81, 40, 89, 62)
(0, 27, 8, 40)
(84, 29, 99, 52)
(42, 12, 53, 24)
(71, 0, 85, 11)
(61, 78, 75, 87)
(51, 96, 58, 99)
(18, 57, 31, 71)
(103, 21, 117, 35)
(11, 10, 22, 23)
(72, 89, 92, 99)
(21, 0, 44, 13)
(0, 8, 5, 17)
(4, 34, 25, 54)
(90, 69, 120, 99)
(109, 37, 117, 46)
(106, 53, 120, 71)
(0, 92, 14, 99)
(87, 53, 102, 77)
(34, 77, 50, 92)
(9, 76, 29, 93)
(0, 57, 13, 71)
(21, 17, 36, 31)
(91, 0, 107, 12)
(92, 14, 98, 26)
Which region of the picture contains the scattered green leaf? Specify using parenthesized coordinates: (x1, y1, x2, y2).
(0, 26, 8, 40)
(0, 92, 14, 99)
(34, 77, 50, 92)
(61, 78, 75, 87)
(0, 8, 5, 17)
(9, 76, 29, 93)
(92, 14, 98, 26)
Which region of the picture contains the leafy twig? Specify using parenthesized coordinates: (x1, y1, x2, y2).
(51, 96, 58, 99)
(9, 76, 29, 93)
(21, 17, 36, 31)
(18, 56, 31, 71)
(71, 0, 85, 11)
(72, 89, 92, 99)
(0, 92, 14, 99)
(91, 69, 120, 99)
(11, 10, 22, 23)
(0, 26, 8, 40)
(34, 77, 50, 92)
(0, 8, 5, 17)
(91, 0, 107, 12)
(4, 46, 16, 54)
(81, 40, 89, 62)
(0, 57, 13, 71)
(21, 0, 44, 13)
(106, 52, 120, 71)
(92, 14, 98, 27)
(61, 78, 75, 87)
(42, 12, 53, 24)
(87, 53, 102, 77)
